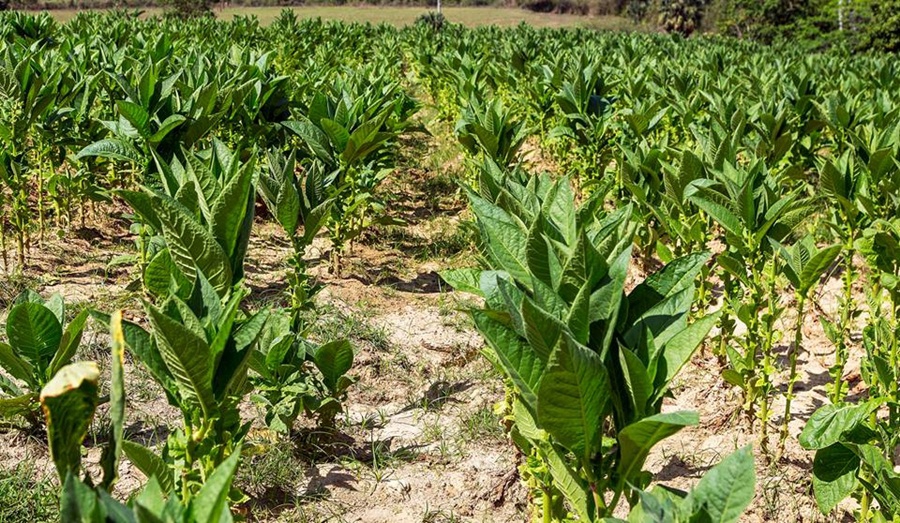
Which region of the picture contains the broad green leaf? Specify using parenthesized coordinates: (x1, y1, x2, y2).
(537, 336, 608, 456)
(133, 476, 168, 517)
(116, 100, 151, 137)
(521, 296, 563, 362)
(811, 444, 859, 514)
(49, 309, 90, 378)
(211, 161, 253, 258)
(628, 252, 710, 322)
(149, 114, 187, 144)
(144, 249, 190, 298)
(13, 290, 44, 306)
(214, 309, 269, 398)
(799, 402, 874, 450)
(190, 446, 241, 523)
(275, 172, 300, 235)
(439, 268, 485, 296)
(629, 487, 682, 523)
(589, 245, 631, 325)
(76, 139, 142, 163)
(0, 393, 37, 418)
(96, 490, 135, 522)
(157, 198, 233, 296)
(798, 244, 841, 296)
(321, 118, 350, 153)
(101, 312, 127, 490)
(208, 292, 242, 369)
(619, 346, 653, 419)
(0, 342, 35, 387)
(46, 294, 65, 324)
(468, 190, 531, 285)
(685, 445, 755, 523)
(654, 311, 721, 395)
(472, 310, 544, 409)
(116, 190, 163, 232)
(61, 473, 102, 523)
(543, 438, 595, 521)
(122, 440, 174, 494)
(314, 340, 354, 393)
(526, 219, 554, 288)
(688, 189, 743, 238)
(282, 120, 334, 164)
(301, 199, 332, 245)
(617, 411, 698, 485)
(7, 302, 63, 375)
(146, 304, 214, 418)
(566, 281, 592, 344)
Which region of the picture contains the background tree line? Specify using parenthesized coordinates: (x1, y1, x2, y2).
(0, 0, 897, 52)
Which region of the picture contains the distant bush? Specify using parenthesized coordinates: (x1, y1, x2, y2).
(415, 10, 447, 30)
(520, 0, 625, 15)
(860, 0, 900, 51)
(658, 0, 705, 35)
(162, 0, 213, 18)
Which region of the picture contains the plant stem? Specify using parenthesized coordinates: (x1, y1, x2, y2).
(831, 247, 855, 403)
(37, 160, 45, 243)
(0, 214, 6, 271)
(582, 458, 606, 517)
(780, 293, 806, 458)
(542, 488, 552, 523)
(860, 490, 870, 521)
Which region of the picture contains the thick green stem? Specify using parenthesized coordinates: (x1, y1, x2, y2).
(780, 294, 806, 457)
(758, 259, 780, 462)
(831, 248, 855, 403)
(37, 160, 45, 243)
(0, 214, 6, 271)
(860, 490, 870, 521)
(542, 489, 552, 523)
(582, 458, 606, 517)
(744, 259, 764, 418)
(15, 227, 24, 272)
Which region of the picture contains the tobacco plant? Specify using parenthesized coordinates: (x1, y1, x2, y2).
(76, 51, 234, 186)
(257, 150, 332, 331)
(252, 150, 356, 432)
(100, 273, 267, 501)
(116, 141, 256, 298)
(772, 236, 840, 454)
(817, 151, 869, 403)
(443, 166, 720, 520)
(283, 81, 416, 276)
(548, 54, 616, 185)
(0, 290, 89, 428)
(801, 396, 900, 520)
(110, 142, 265, 500)
(456, 97, 529, 169)
(40, 312, 242, 522)
(0, 46, 59, 269)
(251, 311, 355, 432)
(687, 146, 811, 457)
(607, 446, 755, 523)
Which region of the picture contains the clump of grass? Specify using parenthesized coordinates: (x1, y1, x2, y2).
(0, 462, 58, 522)
(238, 438, 306, 501)
(312, 304, 391, 352)
(459, 405, 504, 442)
(0, 272, 39, 310)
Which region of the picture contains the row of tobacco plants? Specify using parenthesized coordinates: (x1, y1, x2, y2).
(0, 8, 897, 521)
(419, 19, 900, 521)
